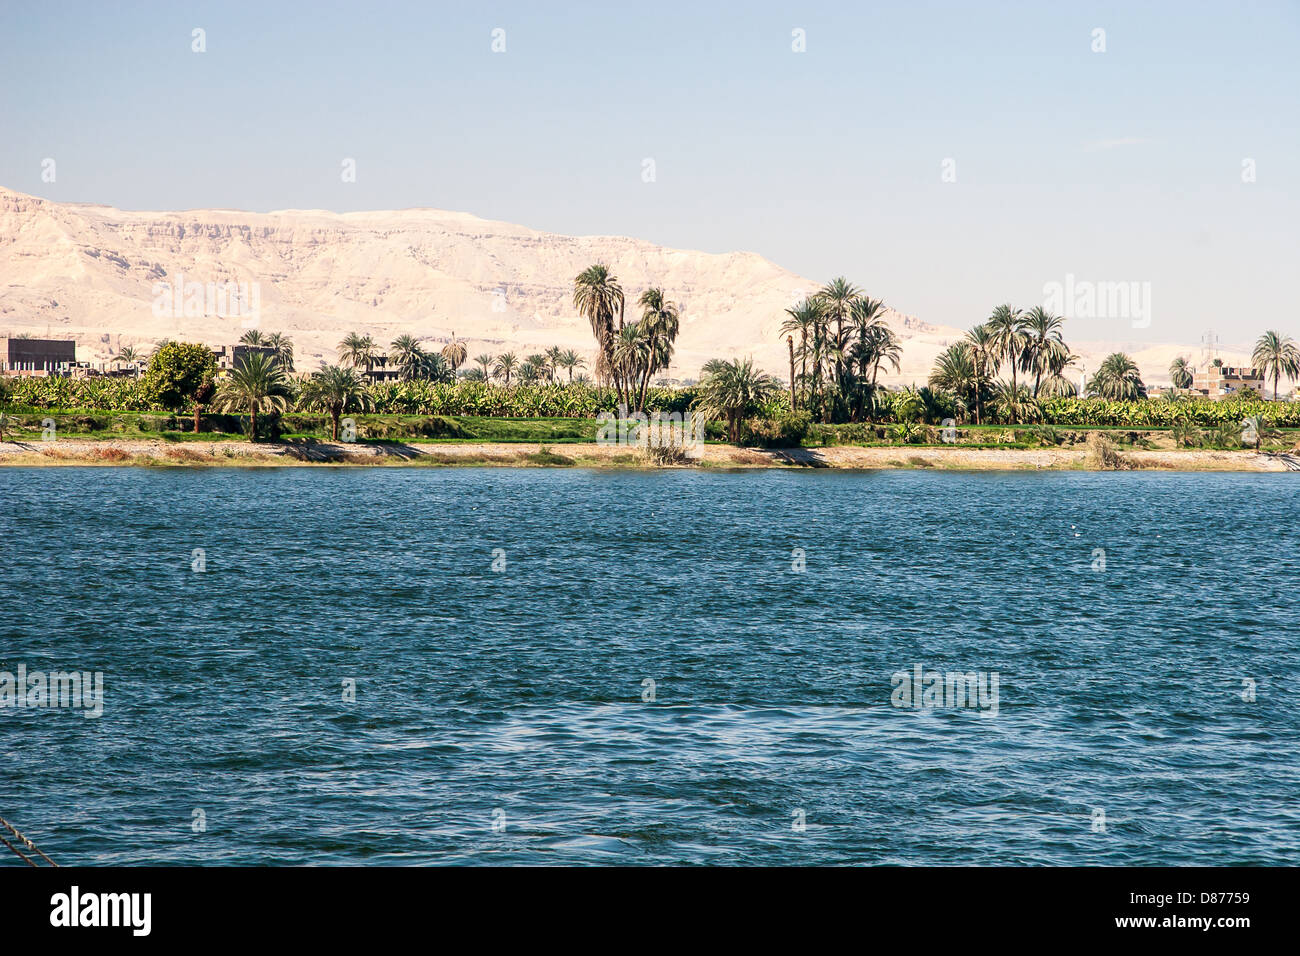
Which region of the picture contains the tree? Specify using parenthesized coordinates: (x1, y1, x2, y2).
(494, 352, 518, 387)
(986, 304, 1027, 396)
(475, 353, 494, 379)
(815, 277, 861, 388)
(115, 346, 142, 378)
(142, 341, 217, 413)
(390, 335, 426, 381)
(265, 332, 295, 371)
(1091, 352, 1147, 400)
(928, 344, 979, 421)
(442, 334, 468, 372)
(635, 288, 680, 411)
(963, 323, 1000, 425)
(212, 352, 291, 441)
(1169, 355, 1194, 390)
(338, 333, 381, 374)
(780, 299, 821, 413)
(573, 264, 624, 387)
(239, 329, 267, 347)
(1022, 307, 1066, 397)
(557, 350, 585, 383)
(299, 365, 373, 441)
(1251, 330, 1300, 400)
(694, 357, 780, 442)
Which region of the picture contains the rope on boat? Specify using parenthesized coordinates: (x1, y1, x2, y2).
(0, 816, 58, 867)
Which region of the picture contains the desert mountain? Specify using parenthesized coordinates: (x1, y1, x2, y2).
(0, 187, 1247, 383)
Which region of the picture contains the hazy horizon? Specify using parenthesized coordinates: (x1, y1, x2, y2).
(2, 0, 1297, 346)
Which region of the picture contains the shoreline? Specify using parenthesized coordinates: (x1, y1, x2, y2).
(0, 438, 1295, 471)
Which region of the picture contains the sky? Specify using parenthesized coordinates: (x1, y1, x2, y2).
(1, 0, 1297, 346)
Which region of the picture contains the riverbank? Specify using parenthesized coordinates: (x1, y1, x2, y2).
(1, 438, 1296, 470)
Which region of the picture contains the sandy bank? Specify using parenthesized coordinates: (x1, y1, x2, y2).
(1, 439, 1296, 472)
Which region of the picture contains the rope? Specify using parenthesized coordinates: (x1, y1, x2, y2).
(0, 816, 58, 867)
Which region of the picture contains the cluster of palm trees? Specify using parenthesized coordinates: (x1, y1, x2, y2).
(335, 332, 465, 383)
(928, 305, 1079, 423)
(470, 347, 588, 387)
(573, 264, 681, 412)
(778, 278, 902, 423)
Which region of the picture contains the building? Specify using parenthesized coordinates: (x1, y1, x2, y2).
(1191, 364, 1266, 400)
(0, 336, 77, 376)
(363, 356, 402, 383)
(212, 344, 281, 376)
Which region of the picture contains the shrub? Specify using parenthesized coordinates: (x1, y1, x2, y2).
(739, 411, 811, 447)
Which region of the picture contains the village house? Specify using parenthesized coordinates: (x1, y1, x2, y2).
(0, 336, 77, 376)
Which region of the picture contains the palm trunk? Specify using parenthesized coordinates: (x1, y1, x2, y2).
(193, 404, 202, 434)
(799, 331, 808, 408)
(250, 403, 258, 442)
(787, 336, 796, 411)
(332, 410, 341, 441)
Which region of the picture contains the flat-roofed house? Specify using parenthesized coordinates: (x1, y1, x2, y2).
(0, 336, 77, 376)
(1191, 365, 1266, 400)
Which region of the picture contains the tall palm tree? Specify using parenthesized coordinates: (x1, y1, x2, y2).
(212, 352, 291, 441)
(264, 332, 294, 370)
(815, 277, 861, 388)
(475, 353, 494, 379)
(573, 264, 624, 387)
(780, 299, 821, 412)
(390, 334, 426, 381)
(493, 352, 518, 387)
(298, 365, 374, 440)
(694, 357, 780, 442)
(1169, 355, 1194, 391)
(1022, 307, 1066, 397)
(543, 346, 563, 383)
(635, 288, 680, 411)
(1251, 330, 1300, 400)
(1091, 352, 1147, 400)
(338, 333, 381, 374)
(239, 329, 267, 347)
(986, 304, 1027, 396)
(611, 324, 650, 408)
(441, 334, 468, 373)
(964, 323, 1000, 425)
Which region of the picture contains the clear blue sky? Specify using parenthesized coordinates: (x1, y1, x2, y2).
(2, 0, 1296, 343)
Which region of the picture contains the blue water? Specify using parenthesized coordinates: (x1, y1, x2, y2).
(2, 467, 1298, 865)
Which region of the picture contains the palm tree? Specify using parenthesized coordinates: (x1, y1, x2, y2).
(815, 278, 861, 387)
(928, 344, 979, 421)
(441, 334, 468, 373)
(1022, 307, 1066, 397)
(990, 381, 1041, 423)
(573, 264, 624, 387)
(543, 346, 563, 383)
(116, 345, 142, 378)
(963, 324, 1000, 425)
(390, 334, 426, 381)
(475, 353, 494, 379)
(557, 350, 586, 383)
(494, 352, 518, 387)
(1169, 355, 1194, 391)
(298, 365, 374, 440)
(1251, 330, 1300, 400)
(986, 304, 1027, 396)
(1091, 352, 1147, 400)
(611, 325, 650, 408)
(239, 329, 267, 347)
(1039, 350, 1080, 397)
(212, 352, 291, 441)
(264, 332, 294, 370)
(694, 357, 780, 442)
(338, 333, 381, 374)
(635, 288, 681, 411)
(780, 299, 821, 412)
(522, 354, 549, 383)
